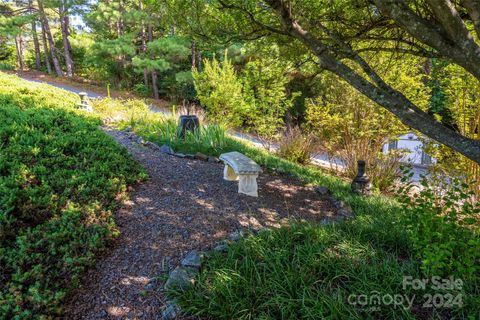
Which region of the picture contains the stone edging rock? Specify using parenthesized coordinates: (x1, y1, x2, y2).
(314, 186, 354, 223)
(160, 230, 244, 320)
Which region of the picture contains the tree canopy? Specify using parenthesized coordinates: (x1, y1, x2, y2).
(172, 0, 480, 163)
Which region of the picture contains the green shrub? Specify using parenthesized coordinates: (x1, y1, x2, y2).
(193, 52, 292, 140)
(241, 55, 293, 140)
(132, 83, 151, 97)
(0, 61, 14, 70)
(0, 72, 146, 318)
(193, 52, 247, 127)
(397, 169, 480, 280)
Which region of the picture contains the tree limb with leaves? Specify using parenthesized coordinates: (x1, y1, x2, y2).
(177, 0, 480, 164)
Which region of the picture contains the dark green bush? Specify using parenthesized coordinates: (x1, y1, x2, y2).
(0, 73, 146, 318)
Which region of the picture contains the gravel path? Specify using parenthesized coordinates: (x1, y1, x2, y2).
(63, 128, 338, 319)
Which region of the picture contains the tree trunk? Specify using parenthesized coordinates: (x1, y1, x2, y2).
(148, 24, 159, 99)
(29, 0, 41, 70)
(37, 0, 63, 76)
(15, 34, 24, 71)
(31, 20, 42, 70)
(59, 0, 74, 77)
(191, 41, 196, 69)
(139, 0, 149, 87)
(196, 50, 202, 71)
(41, 22, 52, 74)
(116, 0, 126, 73)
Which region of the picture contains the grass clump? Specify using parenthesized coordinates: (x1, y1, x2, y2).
(176, 223, 420, 319)
(276, 127, 316, 165)
(0, 73, 146, 318)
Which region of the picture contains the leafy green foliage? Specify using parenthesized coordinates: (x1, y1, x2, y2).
(241, 53, 293, 139)
(397, 169, 480, 280)
(194, 52, 292, 139)
(133, 36, 190, 73)
(305, 72, 408, 191)
(0, 73, 146, 318)
(423, 61, 480, 198)
(193, 53, 247, 127)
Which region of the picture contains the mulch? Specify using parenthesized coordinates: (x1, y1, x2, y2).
(62, 128, 339, 319)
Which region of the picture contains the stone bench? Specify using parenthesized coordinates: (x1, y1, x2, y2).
(219, 151, 262, 197)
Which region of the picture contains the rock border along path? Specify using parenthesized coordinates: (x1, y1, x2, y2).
(62, 127, 345, 319)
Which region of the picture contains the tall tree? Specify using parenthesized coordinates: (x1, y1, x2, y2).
(0, 1, 27, 71)
(148, 23, 159, 99)
(41, 21, 52, 74)
(178, 0, 480, 164)
(14, 33, 24, 71)
(59, 0, 74, 77)
(29, 0, 41, 70)
(139, 0, 149, 87)
(37, 0, 62, 76)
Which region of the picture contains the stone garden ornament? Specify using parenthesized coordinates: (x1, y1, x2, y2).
(351, 160, 372, 196)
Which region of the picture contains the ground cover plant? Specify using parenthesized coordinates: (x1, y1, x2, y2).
(0, 73, 146, 318)
(91, 96, 479, 319)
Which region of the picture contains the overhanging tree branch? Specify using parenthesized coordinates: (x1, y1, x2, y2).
(263, 0, 480, 164)
(373, 0, 480, 81)
(462, 0, 480, 38)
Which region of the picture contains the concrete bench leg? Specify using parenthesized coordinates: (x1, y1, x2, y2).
(238, 174, 259, 197)
(223, 165, 238, 181)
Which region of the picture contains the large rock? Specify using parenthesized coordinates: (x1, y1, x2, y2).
(213, 243, 229, 253)
(338, 205, 353, 218)
(314, 186, 331, 196)
(194, 152, 208, 161)
(208, 156, 220, 163)
(144, 141, 160, 150)
(181, 250, 203, 269)
(174, 153, 186, 158)
(165, 266, 197, 291)
(161, 302, 181, 320)
(160, 144, 175, 155)
(229, 230, 244, 242)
